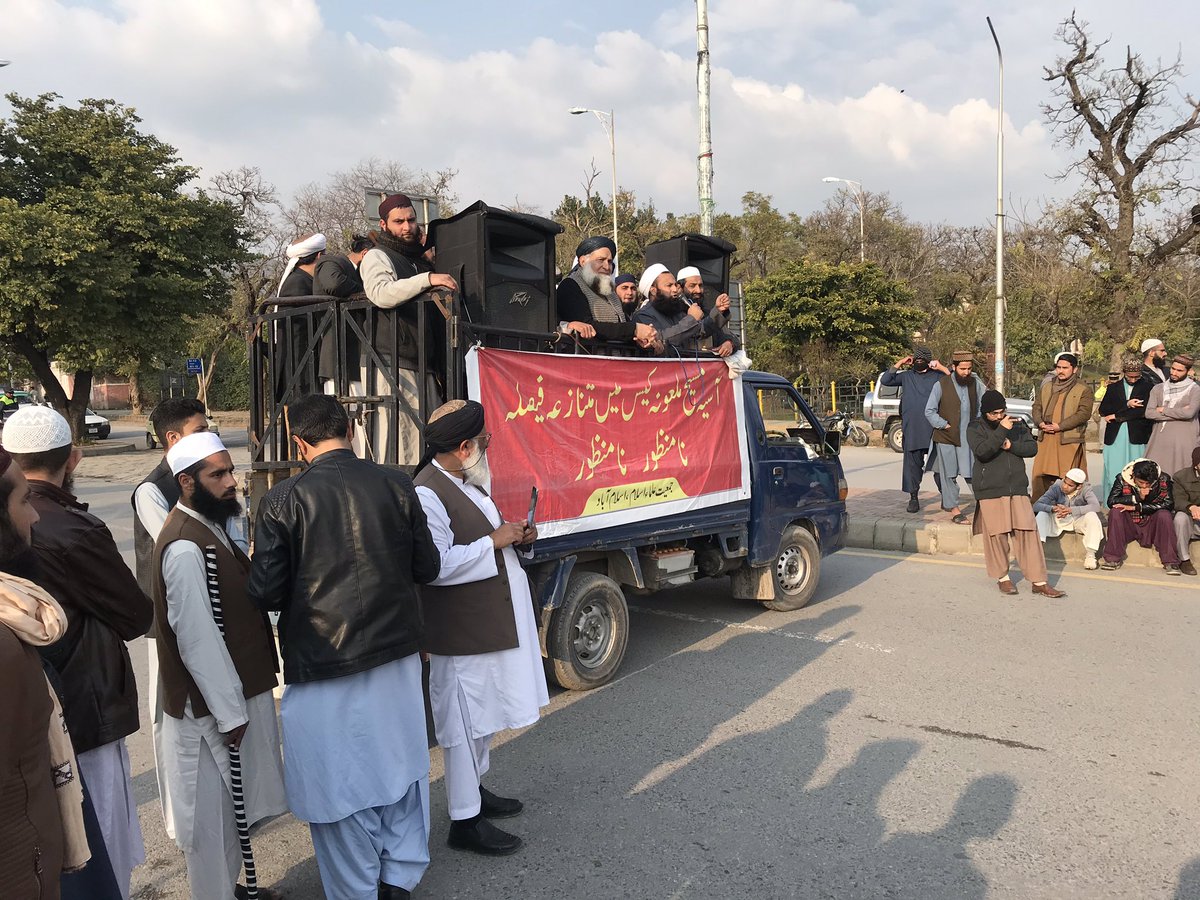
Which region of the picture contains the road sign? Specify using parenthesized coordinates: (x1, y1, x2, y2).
(186, 358, 203, 375)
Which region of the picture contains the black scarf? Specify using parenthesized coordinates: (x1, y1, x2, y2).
(372, 228, 426, 261)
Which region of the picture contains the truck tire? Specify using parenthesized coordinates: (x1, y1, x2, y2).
(885, 421, 903, 453)
(763, 525, 821, 612)
(545, 572, 629, 691)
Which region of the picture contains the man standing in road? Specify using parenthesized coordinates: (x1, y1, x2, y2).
(249, 395, 440, 900)
(1031, 352, 1093, 499)
(1171, 447, 1200, 577)
(1140, 338, 1168, 386)
(879, 346, 949, 512)
(3, 407, 153, 897)
(967, 391, 1066, 597)
(1145, 354, 1200, 477)
(923, 351, 986, 524)
(414, 400, 549, 856)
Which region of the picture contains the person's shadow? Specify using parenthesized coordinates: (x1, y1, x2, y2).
(1177, 857, 1200, 899)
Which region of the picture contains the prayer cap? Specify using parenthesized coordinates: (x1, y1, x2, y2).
(575, 235, 616, 259)
(0, 446, 11, 477)
(425, 400, 486, 455)
(613, 274, 636, 288)
(167, 432, 228, 476)
(913, 345, 932, 362)
(676, 266, 701, 281)
(1122, 355, 1143, 373)
(378, 193, 414, 220)
(1, 407, 72, 453)
(1065, 468, 1087, 483)
(950, 350, 974, 364)
(638, 264, 668, 299)
(1140, 338, 1163, 353)
(980, 390, 1006, 414)
(286, 233, 326, 259)
(1173, 353, 1194, 368)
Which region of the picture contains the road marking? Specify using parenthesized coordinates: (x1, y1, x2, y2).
(628, 605, 895, 653)
(840, 549, 1200, 591)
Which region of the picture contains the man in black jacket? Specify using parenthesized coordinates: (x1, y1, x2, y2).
(2, 406, 152, 897)
(315, 234, 373, 298)
(1098, 357, 1154, 497)
(1102, 457, 1180, 574)
(966, 391, 1066, 597)
(248, 394, 440, 900)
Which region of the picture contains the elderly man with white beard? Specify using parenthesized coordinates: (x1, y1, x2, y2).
(413, 400, 549, 857)
(633, 263, 737, 357)
(555, 235, 658, 348)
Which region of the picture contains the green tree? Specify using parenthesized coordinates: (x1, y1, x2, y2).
(0, 93, 245, 436)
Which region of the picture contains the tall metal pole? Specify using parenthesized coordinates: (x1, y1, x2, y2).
(987, 16, 1005, 393)
(608, 110, 619, 264)
(856, 185, 866, 263)
(696, 0, 715, 235)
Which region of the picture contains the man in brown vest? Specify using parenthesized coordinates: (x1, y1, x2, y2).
(414, 400, 550, 856)
(153, 432, 286, 900)
(1031, 352, 1092, 499)
(923, 350, 987, 523)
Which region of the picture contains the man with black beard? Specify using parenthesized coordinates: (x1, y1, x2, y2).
(153, 432, 286, 900)
(880, 346, 951, 512)
(677, 266, 734, 350)
(633, 264, 736, 357)
(1140, 337, 1168, 386)
(923, 351, 987, 523)
(277, 233, 327, 297)
(360, 193, 459, 465)
(555, 235, 657, 347)
(613, 273, 638, 318)
(3, 406, 152, 897)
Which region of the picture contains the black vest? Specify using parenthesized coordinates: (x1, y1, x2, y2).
(132, 458, 180, 597)
(372, 243, 429, 364)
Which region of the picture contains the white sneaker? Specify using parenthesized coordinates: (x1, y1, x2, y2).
(1083, 553, 1098, 570)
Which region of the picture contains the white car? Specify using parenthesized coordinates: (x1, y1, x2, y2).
(85, 409, 112, 440)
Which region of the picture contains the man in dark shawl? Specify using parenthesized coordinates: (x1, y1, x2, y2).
(879, 346, 950, 512)
(555, 236, 657, 348)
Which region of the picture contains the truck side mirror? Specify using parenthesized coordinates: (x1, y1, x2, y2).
(822, 429, 842, 455)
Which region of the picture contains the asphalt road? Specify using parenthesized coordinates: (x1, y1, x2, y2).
(73, 427, 1199, 899)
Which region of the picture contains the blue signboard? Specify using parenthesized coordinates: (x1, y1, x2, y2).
(186, 357, 203, 375)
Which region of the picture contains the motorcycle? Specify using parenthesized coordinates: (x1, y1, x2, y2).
(821, 410, 870, 447)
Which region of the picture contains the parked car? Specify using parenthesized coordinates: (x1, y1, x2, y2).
(85, 409, 112, 440)
(863, 371, 1036, 453)
(145, 413, 220, 449)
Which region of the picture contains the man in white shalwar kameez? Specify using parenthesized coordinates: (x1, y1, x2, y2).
(152, 433, 286, 900)
(248, 394, 442, 900)
(414, 400, 550, 856)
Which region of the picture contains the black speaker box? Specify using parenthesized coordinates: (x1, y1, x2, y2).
(429, 201, 563, 333)
(643, 233, 736, 309)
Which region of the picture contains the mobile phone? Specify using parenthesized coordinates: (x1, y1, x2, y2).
(526, 486, 539, 527)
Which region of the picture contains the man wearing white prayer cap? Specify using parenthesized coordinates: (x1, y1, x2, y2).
(677, 265, 736, 353)
(154, 431, 287, 900)
(278, 232, 327, 297)
(1032, 465, 1105, 570)
(634, 264, 738, 357)
(5, 406, 152, 897)
(1140, 337, 1167, 385)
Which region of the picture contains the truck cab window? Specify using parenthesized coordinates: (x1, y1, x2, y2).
(756, 387, 821, 455)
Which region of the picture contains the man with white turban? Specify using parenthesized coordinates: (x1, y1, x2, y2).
(153, 432, 286, 900)
(633, 264, 737, 357)
(278, 233, 327, 297)
(677, 265, 734, 351)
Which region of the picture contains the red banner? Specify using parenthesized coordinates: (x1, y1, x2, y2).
(468, 348, 749, 537)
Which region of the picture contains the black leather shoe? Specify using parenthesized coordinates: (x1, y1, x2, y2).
(448, 815, 523, 855)
(235, 887, 282, 900)
(905, 495, 920, 513)
(480, 786, 523, 819)
(379, 885, 411, 900)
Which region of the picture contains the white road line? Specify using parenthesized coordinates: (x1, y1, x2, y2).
(628, 605, 895, 653)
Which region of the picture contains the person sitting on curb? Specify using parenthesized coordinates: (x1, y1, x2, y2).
(966, 390, 1066, 598)
(1171, 447, 1200, 577)
(1032, 467, 1105, 570)
(1102, 458, 1181, 574)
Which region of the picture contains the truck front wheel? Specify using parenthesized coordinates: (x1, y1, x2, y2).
(545, 572, 629, 691)
(764, 525, 821, 612)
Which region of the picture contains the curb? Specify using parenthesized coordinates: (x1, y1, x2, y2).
(846, 516, 1169, 569)
(82, 442, 140, 457)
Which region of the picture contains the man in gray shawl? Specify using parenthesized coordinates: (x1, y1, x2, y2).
(924, 350, 987, 523)
(1145, 354, 1200, 476)
(555, 236, 658, 348)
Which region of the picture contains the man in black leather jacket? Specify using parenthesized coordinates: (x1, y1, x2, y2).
(248, 394, 439, 900)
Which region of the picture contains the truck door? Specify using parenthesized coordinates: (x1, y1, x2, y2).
(745, 382, 844, 566)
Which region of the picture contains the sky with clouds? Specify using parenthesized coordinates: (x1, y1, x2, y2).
(2, 1, 1198, 229)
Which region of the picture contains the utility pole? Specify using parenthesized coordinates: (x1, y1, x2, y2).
(696, 0, 714, 235)
(987, 16, 1006, 393)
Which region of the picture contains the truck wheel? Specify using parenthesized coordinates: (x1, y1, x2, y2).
(763, 525, 821, 612)
(546, 572, 629, 691)
(886, 422, 904, 453)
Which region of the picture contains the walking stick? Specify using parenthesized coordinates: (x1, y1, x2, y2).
(204, 546, 261, 900)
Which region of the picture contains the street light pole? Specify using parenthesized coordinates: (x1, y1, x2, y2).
(821, 176, 865, 262)
(696, 0, 715, 235)
(987, 16, 1006, 393)
(569, 107, 619, 264)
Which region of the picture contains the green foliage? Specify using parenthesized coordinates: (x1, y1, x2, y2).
(744, 259, 922, 384)
(206, 340, 250, 410)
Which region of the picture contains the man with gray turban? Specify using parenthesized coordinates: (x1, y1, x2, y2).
(414, 400, 549, 856)
(555, 235, 658, 347)
(879, 346, 950, 512)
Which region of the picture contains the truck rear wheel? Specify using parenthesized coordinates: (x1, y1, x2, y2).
(763, 525, 821, 612)
(545, 572, 629, 691)
(886, 421, 903, 453)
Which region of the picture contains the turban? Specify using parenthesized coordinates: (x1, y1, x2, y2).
(676, 266, 701, 282)
(575, 235, 616, 259)
(277, 232, 327, 294)
(378, 193, 414, 220)
(167, 432, 228, 476)
(980, 390, 1006, 414)
(1173, 353, 1194, 368)
(424, 400, 486, 455)
(0, 446, 11, 478)
(1065, 468, 1087, 484)
(613, 274, 636, 288)
(638, 264, 668, 299)
(913, 345, 932, 362)
(950, 350, 974, 364)
(1, 407, 72, 453)
(1140, 338, 1163, 354)
(1056, 352, 1079, 368)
